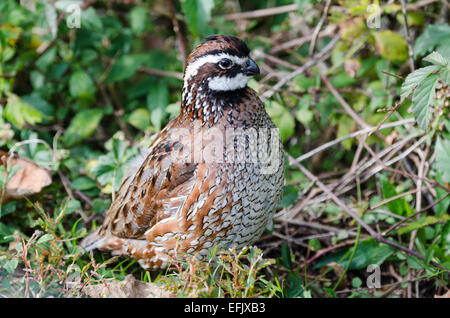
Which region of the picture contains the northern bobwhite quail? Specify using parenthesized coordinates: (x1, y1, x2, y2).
(81, 35, 285, 270)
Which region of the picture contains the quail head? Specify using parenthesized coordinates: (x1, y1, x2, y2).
(81, 35, 285, 270)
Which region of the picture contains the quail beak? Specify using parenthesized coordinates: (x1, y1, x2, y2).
(242, 58, 260, 76)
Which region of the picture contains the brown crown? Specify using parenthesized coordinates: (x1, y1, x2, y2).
(186, 35, 250, 65)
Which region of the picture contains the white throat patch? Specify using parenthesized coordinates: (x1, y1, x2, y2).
(208, 73, 249, 91)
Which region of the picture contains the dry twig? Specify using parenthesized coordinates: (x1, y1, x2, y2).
(309, 0, 332, 57)
(287, 154, 449, 274)
(262, 34, 340, 100)
(165, 0, 189, 68)
(223, 4, 299, 20)
(400, 0, 416, 72)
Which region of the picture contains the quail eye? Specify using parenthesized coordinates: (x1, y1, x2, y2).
(218, 58, 233, 70)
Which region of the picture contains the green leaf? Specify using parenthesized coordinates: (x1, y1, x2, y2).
(45, 2, 58, 39)
(0, 222, 15, 244)
(424, 245, 437, 265)
(146, 83, 168, 110)
(128, 108, 150, 131)
(147, 82, 169, 131)
(37, 234, 54, 245)
(166, 102, 181, 119)
(372, 30, 408, 61)
(352, 277, 362, 288)
(435, 186, 450, 216)
(70, 177, 97, 191)
(337, 116, 355, 150)
(65, 199, 82, 215)
(441, 68, 450, 86)
(281, 243, 292, 269)
(314, 239, 394, 270)
(411, 73, 439, 130)
(441, 221, 450, 255)
(91, 159, 115, 186)
(149, 107, 166, 132)
(30, 70, 45, 89)
(111, 138, 127, 162)
(181, 0, 214, 38)
(379, 174, 404, 215)
(69, 70, 95, 102)
(398, 214, 450, 235)
(128, 6, 150, 35)
(277, 111, 295, 142)
(396, 11, 424, 27)
(3, 258, 18, 274)
(106, 54, 149, 83)
(284, 272, 305, 298)
(331, 72, 356, 88)
(435, 137, 450, 182)
(423, 51, 448, 67)
(81, 7, 103, 31)
(265, 100, 295, 142)
(280, 185, 299, 208)
(4, 94, 44, 129)
(36, 47, 57, 71)
(413, 23, 450, 58)
(400, 65, 441, 102)
(406, 256, 424, 269)
(308, 238, 322, 252)
(21, 93, 54, 119)
(63, 109, 103, 146)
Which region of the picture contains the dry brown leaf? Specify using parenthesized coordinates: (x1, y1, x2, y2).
(434, 290, 450, 298)
(321, 261, 347, 290)
(385, 130, 399, 146)
(82, 275, 173, 298)
(344, 59, 361, 78)
(8, 231, 23, 252)
(339, 17, 365, 42)
(0, 150, 52, 201)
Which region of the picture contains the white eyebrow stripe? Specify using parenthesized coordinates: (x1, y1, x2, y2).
(184, 53, 248, 81)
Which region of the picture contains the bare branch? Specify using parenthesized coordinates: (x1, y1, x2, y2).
(309, 0, 332, 56)
(262, 34, 340, 100)
(296, 119, 415, 164)
(400, 0, 415, 72)
(287, 154, 449, 274)
(223, 4, 298, 21)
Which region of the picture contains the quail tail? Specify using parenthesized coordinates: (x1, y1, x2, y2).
(80, 228, 106, 252)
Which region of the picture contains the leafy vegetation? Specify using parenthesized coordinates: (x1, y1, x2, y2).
(0, 0, 449, 298)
